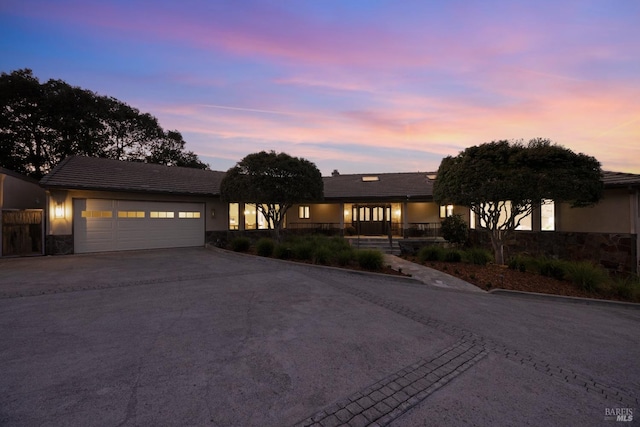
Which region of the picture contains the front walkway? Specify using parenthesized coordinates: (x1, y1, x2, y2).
(384, 254, 485, 293)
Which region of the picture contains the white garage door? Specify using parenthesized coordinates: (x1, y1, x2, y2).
(73, 199, 205, 253)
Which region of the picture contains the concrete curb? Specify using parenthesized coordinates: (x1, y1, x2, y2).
(489, 288, 640, 310)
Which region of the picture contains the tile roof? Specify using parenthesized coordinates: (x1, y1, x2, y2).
(323, 172, 434, 200)
(39, 156, 225, 196)
(602, 171, 640, 187)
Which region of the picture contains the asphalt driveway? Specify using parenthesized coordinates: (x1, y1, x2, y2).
(0, 248, 638, 426)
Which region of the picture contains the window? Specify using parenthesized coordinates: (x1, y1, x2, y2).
(178, 211, 201, 219)
(299, 205, 310, 219)
(362, 176, 379, 182)
(150, 211, 175, 218)
(244, 203, 257, 229)
(440, 205, 454, 218)
(229, 203, 239, 230)
(81, 210, 113, 218)
(118, 211, 145, 218)
(541, 200, 555, 231)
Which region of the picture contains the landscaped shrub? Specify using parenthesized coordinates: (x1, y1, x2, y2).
(274, 243, 292, 259)
(256, 238, 275, 257)
(443, 249, 462, 263)
(336, 248, 355, 266)
(612, 276, 640, 302)
(313, 246, 333, 265)
(440, 214, 468, 245)
(292, 240, 315, 260)
(417, 245, 445, 263)
(230, 237, 251, 252)
(357, 249, 384, 271)
(566, 261, 608, 292)
(538, 258, 568, 281)
(344, 226, 357, 236)
(464, 248, 493, 265)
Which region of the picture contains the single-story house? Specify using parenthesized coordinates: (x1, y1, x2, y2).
(35, 156, 640, 273)
(0, 167, 46, 257)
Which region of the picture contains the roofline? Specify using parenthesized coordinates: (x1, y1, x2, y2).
(0, 167, 41, 185)
(41, 183, 219, 197)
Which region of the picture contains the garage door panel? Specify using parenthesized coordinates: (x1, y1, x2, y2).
(74, 199, 204, 253)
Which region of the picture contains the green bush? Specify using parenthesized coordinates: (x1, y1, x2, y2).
(566, 261, 608, 292)
(336, 248, 355, 266)
(255, 238, 275, 257)
(417, 245, 445, 263)
(274, 244, 292, 259)
(612, 276, 640, 302)
(357, 249, 384, 271)
(443, 249, 462, 263)
(464, 248, 493, 265)
(292, 240, 315, 260)
(230, 237, 251, 252)
(313, 246, 333, 265)
(440, 214, 468, 244)
(538, 258, 568, 281)
(344, 226, 357, 236)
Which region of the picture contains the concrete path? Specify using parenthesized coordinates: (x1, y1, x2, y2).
(384, 254, 485, 293)
(0, 248, 638, 426)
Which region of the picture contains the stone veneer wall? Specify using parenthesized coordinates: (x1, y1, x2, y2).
(45, 235, 73, 255)
(469, 230, 638, 274)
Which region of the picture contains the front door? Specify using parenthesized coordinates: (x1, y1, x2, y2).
(352, 204, 391, 235)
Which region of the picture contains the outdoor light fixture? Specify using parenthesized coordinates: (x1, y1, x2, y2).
(54, 202, 65, 219)
(211, 208, 215, 218)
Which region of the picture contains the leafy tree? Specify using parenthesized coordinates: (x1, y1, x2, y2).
(0, 69, 207, 178)
(220, 151, 324, 240)
(440, 214, 468, 245)
(433, 139, 603, 264)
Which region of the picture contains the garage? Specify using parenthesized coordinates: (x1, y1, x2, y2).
(74, 199, 204, 253)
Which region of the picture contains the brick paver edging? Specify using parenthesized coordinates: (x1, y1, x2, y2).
(293, 340, 487, 427)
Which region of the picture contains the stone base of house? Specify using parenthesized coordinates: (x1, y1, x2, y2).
(45, 235, 73, 255)
(470, 230, 638, 275)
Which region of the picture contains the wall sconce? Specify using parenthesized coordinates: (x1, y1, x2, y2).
(344, 210, 350, 216)
(211, 208, 215, 218)
(394, 209, 401, 217)
(54, 202, 65, 219)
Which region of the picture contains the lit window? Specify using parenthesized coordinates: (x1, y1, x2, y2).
(245, 203, 257, 229)
(118, 211, 145, 218)
(541, 200, 555, 231)
(440, 205, 454, 218)
(178, 211, 201, 219)
(299, 205, 310, 219)
(150, 211, 175, 218)
(81, 211, 113, 218)
(229, 203, 239, 230)
(362, 176, 379, 182)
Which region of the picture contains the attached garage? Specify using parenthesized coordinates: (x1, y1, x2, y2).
(73, 199, 205, 253)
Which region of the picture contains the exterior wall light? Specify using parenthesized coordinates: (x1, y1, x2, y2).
(54, 202, 65, 219)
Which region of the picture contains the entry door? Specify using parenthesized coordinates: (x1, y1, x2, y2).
(352, 205, 391, 235)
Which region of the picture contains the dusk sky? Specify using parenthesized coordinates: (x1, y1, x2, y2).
(1, 0, 638, 175)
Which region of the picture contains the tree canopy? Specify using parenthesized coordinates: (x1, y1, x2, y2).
(220, 151, 324, 239)
(0, 69, 208, 179)
(433, 139, 603, 263)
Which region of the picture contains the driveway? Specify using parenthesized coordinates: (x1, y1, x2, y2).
(0, 248, 637, 426)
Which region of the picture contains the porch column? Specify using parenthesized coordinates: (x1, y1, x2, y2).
(339, 202, 344, 230)
(403, 201, 408, 237)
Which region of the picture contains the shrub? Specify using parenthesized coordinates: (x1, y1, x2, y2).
(313, 246, 333, 265)
(566, 261, 608, 292)
(357, 249, 384, 271)
(274, 244, 292, 259)
(255, 238, 275, 257)
(230, 237, 251, 252)
(612, 276, 640, 302)
(336, 248, 355, 266)
(344, 226, 357, 236)
(440, 214, 468, 245)
(464, 248, 493, 266)
(292, 240, 315, 260)
(538, 258, 568, 281)
(417, 245, 445, 263)
(443, 249, 462, 263)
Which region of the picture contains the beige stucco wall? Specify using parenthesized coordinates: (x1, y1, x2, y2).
(556, 188, 634, 233)
(46, 189, 224, 236)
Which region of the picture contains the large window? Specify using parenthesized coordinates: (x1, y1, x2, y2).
(229, 203, 239, 230)
(541, 200, 555, 231)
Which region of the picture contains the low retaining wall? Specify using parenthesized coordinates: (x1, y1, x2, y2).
(470, 230, 638, 274)
(45, 235, 73, 255)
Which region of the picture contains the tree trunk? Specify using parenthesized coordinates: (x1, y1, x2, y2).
(489, 231, 505, 265)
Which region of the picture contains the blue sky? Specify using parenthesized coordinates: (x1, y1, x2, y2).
(1, 0, 639, 174)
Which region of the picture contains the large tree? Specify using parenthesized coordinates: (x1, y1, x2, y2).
(220, 151, 324, 240)
(0, 69, 207, 178)
(433, 139, 603, 264)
